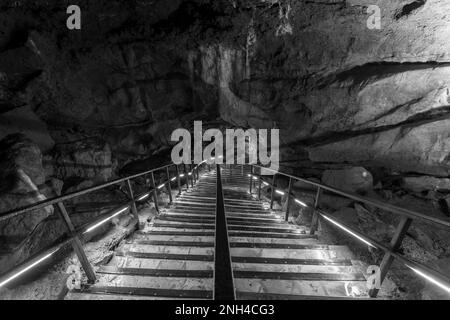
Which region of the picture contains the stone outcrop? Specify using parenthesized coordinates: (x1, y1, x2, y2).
(0, 134, 53, 240)
(321, 167, 373, 195)
(54, 139, 114, 183)
(0, 106, 54, 153)
(308, 119, 450, 177)
(402, 176, 450, 193)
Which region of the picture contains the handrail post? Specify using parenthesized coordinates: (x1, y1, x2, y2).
(270, 174, 276, 209)
(176, 165, 182, 195)
(166, 167, 173, 204)
(126, 179, 139, 225)
(285, 177, 292, 222)
(310, 187, 322, 235)
(184, 164, 189, 190)
(249, 166, 253, 194)
(150, 172, 160, 214)
(56, 202, 96, 283)
(258, 172, 262, 200)
(369, 217, 413, 298)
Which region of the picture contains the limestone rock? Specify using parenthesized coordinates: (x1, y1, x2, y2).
(55, 139, 113, 182)
(0, 106, 54, 153)
(322, 167, 373, 195)
(403, 176, 450, 193)
(0, 134, 45, 192)
(293, 205, 314, 226)
(309, 120, 450, 176)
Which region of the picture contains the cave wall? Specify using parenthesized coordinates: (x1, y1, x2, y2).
(187, 0, 450, 179)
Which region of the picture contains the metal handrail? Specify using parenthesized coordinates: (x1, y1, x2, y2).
(249, 164, 450, 297)
(0, 161, 205, 289)
(0, 163, 173, 222)
(252, 165, 450, 229)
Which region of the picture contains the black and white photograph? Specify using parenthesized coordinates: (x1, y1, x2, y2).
(0, 0, 449, 311)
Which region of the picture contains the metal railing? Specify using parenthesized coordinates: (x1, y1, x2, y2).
(2, 161, 449, 298)
(247, 164, 450, 298)
(0, 161, 207, 289)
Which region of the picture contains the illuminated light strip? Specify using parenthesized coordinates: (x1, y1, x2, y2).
(188, 173, 192, 176)
(253, 176, 258, 180)
(157, 184, 165, 189)
(295, 199, 308, 207)
(263, 182, 269, 186)
(0, 248, 60, 288)
(321, 214, 376, 248)
(138, 193, 149, 201)
(171, 177, 176, 182)
(84, 207, 129, 233)
(406, 265, 450, 294)
(247, 174, 251, 177)
(275, 190, 285, 196)
(179, 174, 185, 178)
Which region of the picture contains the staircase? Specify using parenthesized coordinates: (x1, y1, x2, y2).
(67, 166, 369, 300)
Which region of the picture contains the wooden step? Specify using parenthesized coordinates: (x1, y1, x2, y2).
(97, 266, 213, 278)
(234, 279, 368, 298)
(113, 256, 214, 270)
(72, 285, 213, 299)
(116, 250, 214, 262)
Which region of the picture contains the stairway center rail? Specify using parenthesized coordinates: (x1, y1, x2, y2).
(213, 165, 236, 300)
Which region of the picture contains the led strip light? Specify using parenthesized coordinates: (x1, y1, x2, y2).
(84, 207, 129, 234)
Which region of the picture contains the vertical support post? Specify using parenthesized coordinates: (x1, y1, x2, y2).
(249, 166, 253, 194)
(190, 165, 194, 187)
(369, 217, 413, 298)
(150, 172, 160, 214)
(184, 164, 189, 190)
(166, 167, 173, 204)
(309, 187, 322, 235)
(270, 174, 276, 209)
(258, 172, 262, 200)
(56, 202, 96, 283)
(126, 179, 139, 223)
(285, 177, 293, 222)
(176, 165, 182, 195)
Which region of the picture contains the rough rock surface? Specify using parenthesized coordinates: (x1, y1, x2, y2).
(0, 106, 54, 152)
(0, 134, 53, 240)
(403, 176, 450, 193)
(322, 167, 373, 195)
